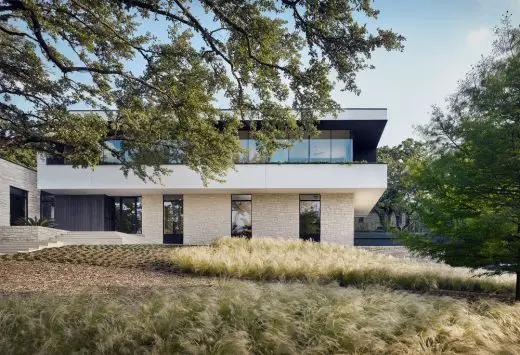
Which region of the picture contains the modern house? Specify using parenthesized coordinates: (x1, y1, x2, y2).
(3, 108, 387, 246)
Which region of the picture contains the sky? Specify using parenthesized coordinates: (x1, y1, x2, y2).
(338, 0, 520, 146)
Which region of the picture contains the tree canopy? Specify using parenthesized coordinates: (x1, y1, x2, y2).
(402, 15, 520, 300)
(0, 0, 403, 180)
(374, 138, 425, 232)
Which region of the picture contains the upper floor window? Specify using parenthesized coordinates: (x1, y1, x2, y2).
(238, 130, 353, 163)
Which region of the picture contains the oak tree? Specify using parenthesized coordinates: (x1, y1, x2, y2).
(0, 0, 403, 180)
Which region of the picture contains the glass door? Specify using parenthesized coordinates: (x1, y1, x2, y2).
(163, 195, 183, 244)
(114, 197, 142, 234)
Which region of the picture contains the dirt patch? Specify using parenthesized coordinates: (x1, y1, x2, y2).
(0, 261, 217, 296)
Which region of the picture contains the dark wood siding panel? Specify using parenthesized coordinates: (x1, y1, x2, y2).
(54, 195, 106, 231)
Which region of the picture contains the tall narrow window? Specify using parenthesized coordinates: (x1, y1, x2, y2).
(163, 195, 183, 244)
(299, 194, 320, 242)
(231, 194, 252, 238)
(10, 186, 28, 225)
(40, 191, 55, 220)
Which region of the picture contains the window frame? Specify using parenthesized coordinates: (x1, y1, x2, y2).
(163, 194, 184, 244)
(299, 194, 321, 242)
(231, 194, 252, 238)
(9, 186, 28, 226)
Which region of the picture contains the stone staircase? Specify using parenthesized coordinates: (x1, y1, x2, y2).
(0, 231, 158, 254)
(0, 238, 64, 255)
(56, 231, 125, 245)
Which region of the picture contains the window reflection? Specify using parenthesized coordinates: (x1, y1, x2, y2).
(310, 131, 331, 162)
(288, 138, 309, 163)
(269, 140, 289, 163)
(331, 130, 352, 163)
(299, 194, 320, 242)
(231, 194, 252, 238)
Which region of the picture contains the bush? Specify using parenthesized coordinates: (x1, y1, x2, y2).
(170, 237, 515, 294)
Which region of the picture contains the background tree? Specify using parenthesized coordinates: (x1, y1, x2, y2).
(374, 138, 424, 231)
(0, 0, 403, 181)
(402, 14, 520, 300)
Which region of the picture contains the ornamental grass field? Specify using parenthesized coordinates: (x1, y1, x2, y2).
(2, 282, 520, 354)
(170, 237, 516, 295)
(1, 237, 520, 354)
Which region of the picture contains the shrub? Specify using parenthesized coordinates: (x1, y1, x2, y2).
(14, 216, 56, 227)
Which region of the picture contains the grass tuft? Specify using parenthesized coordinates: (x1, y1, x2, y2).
(170, 237, 515, 295)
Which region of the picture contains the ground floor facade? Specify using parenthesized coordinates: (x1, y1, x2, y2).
(40, 192, 355, 246)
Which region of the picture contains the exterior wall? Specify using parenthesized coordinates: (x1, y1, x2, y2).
(141, 194, 163, 243)
(252, 194, 299, 239)
(184, 194, 230, 245)
(0, 159, 39, 226)
(0, 226, 65, 242)
(320, 193, 354, 246)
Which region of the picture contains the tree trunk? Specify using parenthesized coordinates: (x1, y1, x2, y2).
(516, 271, 520, 302)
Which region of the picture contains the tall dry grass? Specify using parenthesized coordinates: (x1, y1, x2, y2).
(1, 282, 520, 354)
(171, 237, 515, 294)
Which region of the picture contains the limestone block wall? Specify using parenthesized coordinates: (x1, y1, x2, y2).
(184, 194, 230, 245)
(252, 194, 299, 239)
(141, 194, 163, 243)
(0, 158, 39, 226)
(0, 226, 66, 242)
(320, 193, 354, 246)
(141, 192, 355, 246)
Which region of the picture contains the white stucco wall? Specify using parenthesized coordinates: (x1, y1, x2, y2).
(0, 159, 39, 226)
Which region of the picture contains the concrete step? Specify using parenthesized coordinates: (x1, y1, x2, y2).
(0, 239, 62, 254)
(57, 231, 124, 245)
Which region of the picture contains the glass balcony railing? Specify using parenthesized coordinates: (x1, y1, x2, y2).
(47, 130, 354, 165)
(238, 130, 353, 164)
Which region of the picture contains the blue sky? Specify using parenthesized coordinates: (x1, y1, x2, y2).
(338, 0, 520, 145)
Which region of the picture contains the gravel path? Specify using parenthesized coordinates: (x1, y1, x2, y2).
(0, 261, 217, 295)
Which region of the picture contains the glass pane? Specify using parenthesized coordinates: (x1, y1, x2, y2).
(238, 131, 249, 163)
(300, 200, 321, 235)
(135, 197, 142, 234)
(331, 130, 353, 163)
(288, 138, 309, 163)
(310, 131, 331, 162)
(270, 140, 289, 163)
(232, 200, 252, 238)
(103, 140, 123, 164)
(120, 198, 136, 234)
(10, 187, 27, 225)
(248, 140, 266, 163)
(232, 194, 252, 201)
(164, 199, 183, 235)
(114, 197, 141, 234)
